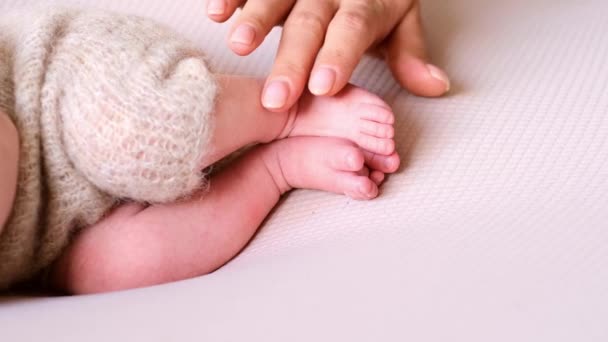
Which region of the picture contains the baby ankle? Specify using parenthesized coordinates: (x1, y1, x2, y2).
(259, 145, 292, 195)
(274, 101, 299, 141)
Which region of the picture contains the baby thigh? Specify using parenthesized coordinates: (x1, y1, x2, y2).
(0, 112, 19, 230)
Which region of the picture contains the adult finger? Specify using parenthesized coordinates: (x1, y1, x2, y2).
(386, 1, 450, 97)
(262, 0, 337, 111)
(207, 0, 245, 23)
(308, 1, 386, 96)
(229, 0, 296, 56)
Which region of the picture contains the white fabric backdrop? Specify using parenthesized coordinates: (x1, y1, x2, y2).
(1, 0, 607, 341)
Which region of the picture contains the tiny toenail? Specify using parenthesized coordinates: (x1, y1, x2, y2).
(262, 79, 290, 109)
(309, 66, 336, 95)
(427, 64, 451, 92)
(346, 154, 357, 169)
(231, 24, 256, 45)
(385, 158, 396, 170)
(207, 0, 226, 15)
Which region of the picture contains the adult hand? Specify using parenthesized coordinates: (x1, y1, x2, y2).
(207, 0, 450, 111)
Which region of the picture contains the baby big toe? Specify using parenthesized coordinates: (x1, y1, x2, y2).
(341, 172, 378, 200)
(328, 144, 365, 172)
(370, 171, 385, 185)
(355, 177, 379, 200)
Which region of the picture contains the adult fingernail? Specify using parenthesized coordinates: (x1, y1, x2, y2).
(263, 80, 290, 109)
(309, 67, 336, 95)
(231, 24, 256, 45)
(207, 0, 226, 15)
(426, 64, 451, 92)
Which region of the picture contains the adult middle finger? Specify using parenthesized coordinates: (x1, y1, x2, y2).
(262, 0, 337, 111)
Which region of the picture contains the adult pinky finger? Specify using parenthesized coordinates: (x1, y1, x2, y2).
(207, 0, 245, 23)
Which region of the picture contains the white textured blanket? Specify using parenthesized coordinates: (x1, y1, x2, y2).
(1, 0, 607, 341)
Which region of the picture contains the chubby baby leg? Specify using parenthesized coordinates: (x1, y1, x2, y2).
(50, 137, 399, 294)
(0, 112, 19, 230)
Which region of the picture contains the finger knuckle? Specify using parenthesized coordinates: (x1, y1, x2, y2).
(338, 9, 369, 32)
(359, 0, 387, 15)
(276, 60, 308, 78)
(321, 45, 347, 60)
(287, 11, 326, 36)
(244, 12, 273, 31)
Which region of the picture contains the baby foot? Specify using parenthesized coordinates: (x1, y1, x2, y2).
(261, 137, 400, 200)
(280, 85, 396, 156)
(200, 76, 397, 169)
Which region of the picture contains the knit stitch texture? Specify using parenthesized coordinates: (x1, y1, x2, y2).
(0, 8, 217, 289)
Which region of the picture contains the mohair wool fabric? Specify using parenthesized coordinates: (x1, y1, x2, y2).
(0, 8, 217, 290)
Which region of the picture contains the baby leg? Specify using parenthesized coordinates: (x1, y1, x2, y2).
(0, 112, 19, 230)
(50, 137, 399, 294)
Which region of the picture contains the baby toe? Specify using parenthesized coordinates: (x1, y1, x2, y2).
(364, 151, 401, 174)
(328, 144, 365, 172)
(360, 121, 395, 139)
(344, 176, 378, 200)
(359, 105, 395, 124)
(356, 177, 379, 199)
(358, 136, 396, 156)
(370, 170, 385, 185)
(356, 166, 371, 178)
(344, 85, 391, 109)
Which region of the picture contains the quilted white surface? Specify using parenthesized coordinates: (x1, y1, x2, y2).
(1, 0, 607, 341)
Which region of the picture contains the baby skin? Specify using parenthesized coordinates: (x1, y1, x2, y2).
(0, 76, 400, 294)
